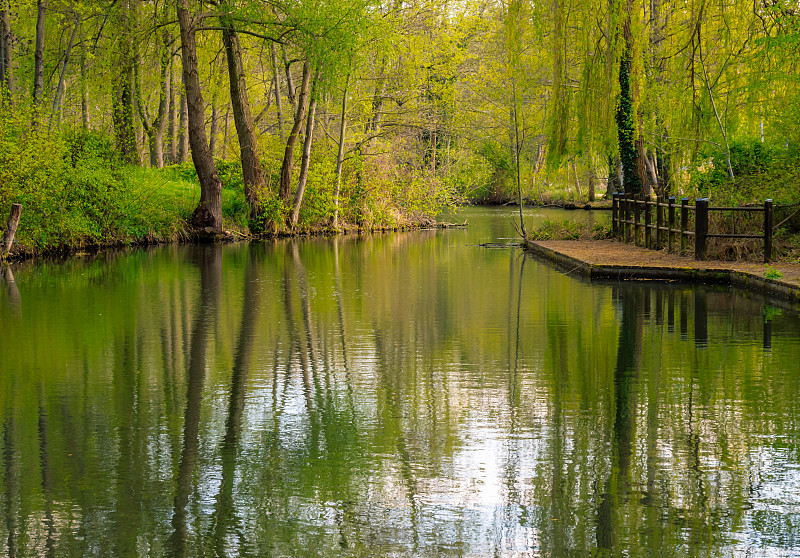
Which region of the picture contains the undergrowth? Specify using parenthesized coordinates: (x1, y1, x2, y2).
(527, 219, 612, 241)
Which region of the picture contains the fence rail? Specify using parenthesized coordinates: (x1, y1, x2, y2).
(611, 193, 774, 263)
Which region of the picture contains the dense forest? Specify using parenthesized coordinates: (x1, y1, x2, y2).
(1, 0, 800, 251)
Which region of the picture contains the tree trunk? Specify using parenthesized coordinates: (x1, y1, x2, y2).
(636, 135, 650, 196)
(112, 0, 139, 165)
(290, 80, 318, 229)
(177, 88, 188, 163)
(279, 60, 311, 201)
(167, 50, 179, 163)
(221, 13, 263, 211)
(144, 30, 171, 168)
(281, 46, 296, 110)
(221, 104, 230, 157)
(49, 14, 80, 129)
(366, 57, 387, 132)
(2, 203, 21, 258)
(616, 0, 641, 196)
(80, 33, 88, 128)
(32, 0, 47, 121)
(0, 1, 13, 103)
(176, 0, 223, 232)
(270, 42, 284, 140)
(333, 72, 350, 229)
(209, 93, 218, 158)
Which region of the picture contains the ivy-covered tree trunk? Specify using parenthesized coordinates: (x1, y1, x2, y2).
(616, 50, 641, 196)
(112, 0, 139, 165)
(176, 0, 223, 233)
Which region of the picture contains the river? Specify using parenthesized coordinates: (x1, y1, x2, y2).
(1, 207, 799, 557)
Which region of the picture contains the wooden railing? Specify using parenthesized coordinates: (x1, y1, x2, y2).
(611, 193, 774, 263)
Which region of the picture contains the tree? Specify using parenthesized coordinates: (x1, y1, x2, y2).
(616, 0, 642, 196)
(136, 4, 173, 169)
(176, 0, 223, 232)
(220, 0, 264, 215)
(31, 0, 46, 123)
(112, 0, 139, 164)
(279, 59, 311, 202)
(0, 0, 13, 103)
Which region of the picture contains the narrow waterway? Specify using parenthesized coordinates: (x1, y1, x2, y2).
(1, 207, 799, 557)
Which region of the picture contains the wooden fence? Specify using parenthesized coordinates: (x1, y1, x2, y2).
(611, 193, 774, 263)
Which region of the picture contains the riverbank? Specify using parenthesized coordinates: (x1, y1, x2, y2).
(1, 219, 466, 264)
(524, 238, 800, 303)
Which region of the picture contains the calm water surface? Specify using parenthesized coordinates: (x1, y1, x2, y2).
(1, 207, 799, 557)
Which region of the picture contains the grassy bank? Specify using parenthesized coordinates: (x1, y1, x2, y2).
(0, 122, 458, 259)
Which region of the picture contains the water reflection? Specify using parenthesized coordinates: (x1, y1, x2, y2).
(169, 245, 222, 557)
(1, 209, 799, 556)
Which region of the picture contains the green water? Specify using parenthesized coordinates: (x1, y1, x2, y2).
(1, 207, 799, 557)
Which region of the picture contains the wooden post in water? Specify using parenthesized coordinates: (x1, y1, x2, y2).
(2, 203, 22, 259)
(764, 199, 773, 263)
(680, 291, 688, 340)
(624, 194, 632, 243)
(695, 198, 709, 261)
(680, 198, 689, 255)
(694, 289, 708, 348)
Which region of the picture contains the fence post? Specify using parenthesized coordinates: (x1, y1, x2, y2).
(695, 198, 709, 260)
(668, 197, 676, 253)
(612, 193, 618, 238)
(625, 194, 632, 243)
(656, 198, 663, 248)
(680, 198, 689, 255)
(644, 199, 652, 248)
(634, 196, 641, 246)
(656, 198, 663, 249)
(764, 199, 773, 264)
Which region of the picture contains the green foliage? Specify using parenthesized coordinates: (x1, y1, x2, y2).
(254, 191, 289, 231)
(163, 159, 244, 191)
(763, 265, 783, 280)
(690, 141, 800, 204)
(0, 119, 193, 252)
(475, 141, 513, 202)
